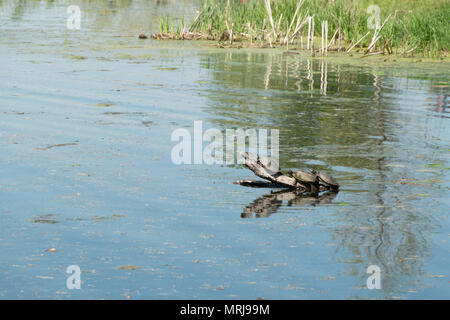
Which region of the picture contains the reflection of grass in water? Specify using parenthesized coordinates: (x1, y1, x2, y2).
(159, 0, 449, 57)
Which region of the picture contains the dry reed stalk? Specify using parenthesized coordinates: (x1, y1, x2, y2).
(366, 14, 392, 53)
(289, 15, 308, 42)
(347, 31, 370, 53)
(328, 28, 339, 48)
(276, 14, 283, 38)
(264, 0, 276, 40)
(338, 24, 341, 50)
(225, 20, 232, 44)
(321, 22, 324, 55)
(321, 20, 328, 55)
(307, 16, 312, 49)
(310, 17, 315, 55)
(189, 9, 204, 32)
(283, 0, 305, 44)
(406, 45, 418, 54)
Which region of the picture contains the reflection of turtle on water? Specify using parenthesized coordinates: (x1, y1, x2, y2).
(241, 189, 338, 218)
(236, 152, 340, 195)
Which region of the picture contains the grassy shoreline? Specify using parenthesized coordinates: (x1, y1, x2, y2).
(152, 0, 449, 58)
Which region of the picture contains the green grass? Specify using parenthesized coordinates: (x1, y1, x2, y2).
(157, 0, 449, 57)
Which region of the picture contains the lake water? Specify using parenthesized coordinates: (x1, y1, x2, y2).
(0, 0, 449, 299)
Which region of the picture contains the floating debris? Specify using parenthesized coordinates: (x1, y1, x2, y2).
(39, 142, 78, 150)
(30, 214, 58, 224)
(118, 265, 141, 270)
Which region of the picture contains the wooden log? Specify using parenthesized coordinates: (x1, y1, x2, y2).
(236, 152, 339, 195)
(239, 152, 313, 191)
(241, 152, 300, 188)
(233, 179, 289, 188)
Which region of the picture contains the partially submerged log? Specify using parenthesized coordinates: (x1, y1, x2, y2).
(235, 152, 338, 194)
(233, 179, 288, 188)
(239, 152, 304, 189)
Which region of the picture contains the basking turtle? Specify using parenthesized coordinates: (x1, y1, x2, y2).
(293, 170, 319, 194)
(316, 171, 339, 190)
(258, 156, 281, 175)
(292, 170, 318, 184)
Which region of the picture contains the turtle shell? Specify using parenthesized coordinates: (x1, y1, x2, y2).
(317, 172, 339, 188)
(259, 156, 280, 175)
(293, 170, 318, 183)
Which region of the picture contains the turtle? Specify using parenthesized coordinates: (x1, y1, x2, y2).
(292, 170, 320, 194)
(316, 171, 340, 190)
(258, 156, 281, 175)
(292, 170, 318, 184)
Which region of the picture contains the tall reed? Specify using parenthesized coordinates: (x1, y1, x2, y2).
(157, 0, 449, 57)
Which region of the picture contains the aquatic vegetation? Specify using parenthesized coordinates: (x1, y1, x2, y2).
(115, 53, 154, 60)
(155, 67, 178, 71)
(155, 0, 449, 57)
(117, 265, 141, 270)
(95, 102, 115, 107)
(68, 54, 87, 60)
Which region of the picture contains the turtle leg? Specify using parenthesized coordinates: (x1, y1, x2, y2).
(309, 183, 320, 195)
(330, 185, 339, 192)
(318, 182, 339, 192)
(295, 181, 309, 192)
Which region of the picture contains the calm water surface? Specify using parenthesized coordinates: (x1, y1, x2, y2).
(0, 0, 449, 299)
